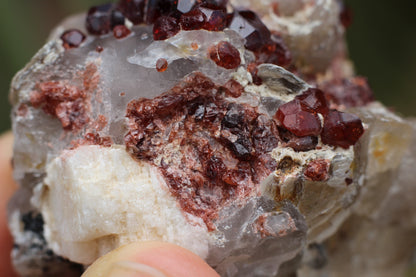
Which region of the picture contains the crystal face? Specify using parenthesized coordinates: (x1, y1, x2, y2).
(7, 0, 416, 277)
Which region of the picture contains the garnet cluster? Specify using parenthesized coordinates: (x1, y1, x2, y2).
(60, 0, 291, 69)
(275, 88, 364, 149)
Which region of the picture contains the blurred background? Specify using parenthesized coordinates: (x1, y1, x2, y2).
(0, 0, 415, 133)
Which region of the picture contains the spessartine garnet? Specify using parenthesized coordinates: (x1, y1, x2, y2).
(113, 25, 131, 39)
(60, 29, 86, 49)
(228, 10, 271, 52)
(117, 0, 145, 25)
(296, 88, 329, 115)
(153, 16, 180, 40)
(179, 8, 206, 30)
(208, 41, 241, 69)
(275, 99, 322, 137)
(321, 110, 364, 149)
(86, 4, 125, 35)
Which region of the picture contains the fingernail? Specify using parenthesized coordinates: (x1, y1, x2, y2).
(106, 261, 168, 277)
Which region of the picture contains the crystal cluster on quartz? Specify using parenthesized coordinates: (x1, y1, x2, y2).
(7, 0, 416, 276)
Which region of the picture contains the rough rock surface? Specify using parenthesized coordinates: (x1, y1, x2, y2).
(7, 0, 416, 276)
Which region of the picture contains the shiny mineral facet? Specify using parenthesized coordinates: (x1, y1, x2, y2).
(321, 110, 364, 148)
(208, 41, 241, 69)
(153, 16, 180, 40)
(60, 29, 86, 49)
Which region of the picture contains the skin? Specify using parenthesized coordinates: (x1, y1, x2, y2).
(0, 132, 219, 277)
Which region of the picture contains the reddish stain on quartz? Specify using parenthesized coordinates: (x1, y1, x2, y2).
(208, 41, 241, 69)
(156, 58, 169, 72)
(61, 29, 86, 49)
(113, 25, 131, 39)
(221, 79, 244, 98)
(321, 110, 364, 149)
(30, 64, 99, 132)
(71, 132, 113, 148)
(95, 45, 104, 52)
(16, 104, 29, 117)
(125, 73, 280, 230)
(153, 16, 180, 40)
(304, 159, 330, 182)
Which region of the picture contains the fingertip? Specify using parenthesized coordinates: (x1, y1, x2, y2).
(82, 241, 219, 277)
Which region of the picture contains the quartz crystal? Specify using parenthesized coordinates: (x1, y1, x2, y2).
(7, 0, 416, 276)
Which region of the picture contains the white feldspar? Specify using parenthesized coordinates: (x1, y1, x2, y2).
(35, 145, 210, 264)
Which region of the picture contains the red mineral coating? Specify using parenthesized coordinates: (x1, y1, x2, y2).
(304, 159, 330, 182)
(153, 16, 181, 40)
(113, 25, 131, 39)
(180, 7, 207, 30)
(60, 29, 86, 49)
(156, 58, 169, 72)
(118, 0, 145, 25)
(275, 99, 322, 137)
(321, 110, 364, 149)
(208, 41, 241, 69)
(95, 45, 104, 52)
(221, 79, 244, 98)
(29, 64, 99, 131)
(125, 73, 280, 229)
(71, 132, 113, 148)
(320, 77, 374, 108)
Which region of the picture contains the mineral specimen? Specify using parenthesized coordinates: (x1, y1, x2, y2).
(7, 0, 416, 276)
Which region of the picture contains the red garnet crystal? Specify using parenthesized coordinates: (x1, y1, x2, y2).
(113, 25, 131, 39)
(208, 41, 241, 69)
(320, 77, 374, 108)
(60, 29, 86, 49)
(180, 8, 207, 30)
(86, 4, 125, 35)
(118, 0, 145, 25)
(156, 58, 169, 72)
(296, 88, 329, 115)
(228, 10, 271, 52)
(201, 8, 227, 31)
(145, 0, 179, 24)
(275, 99, 322, 137)
(321, 110, 364, 149)
(304, 159, 330, 182)
(153, 16, 181, 40)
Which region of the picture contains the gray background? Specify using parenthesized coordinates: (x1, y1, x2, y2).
(0, 0, 415, 133)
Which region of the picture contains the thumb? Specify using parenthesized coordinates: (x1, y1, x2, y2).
(82, 241, 219, 277)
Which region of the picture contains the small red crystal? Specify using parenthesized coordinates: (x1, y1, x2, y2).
(153, 16, 181, 40)
(304, 159, 330, 182)
(146, 0, 179, 24)
(221, 79, 244, 98)
(340, 3, 353, 29)
(60, 29, 86, 49)
(296, 88, 329, 115)
(208, 41, 241, 69)
(228, 10, 271, 52)
(86, 4, 125, 35)
(275, 99, 322, 137)
(180, 8, 207, 30)
(321, 110, 364, 149)
(201, 8, 227, 31)
(118, 0, 145, 25)
(113, 25, 131, 39)
(320, 77, 374, 108)
(156, 58, 169, 72)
